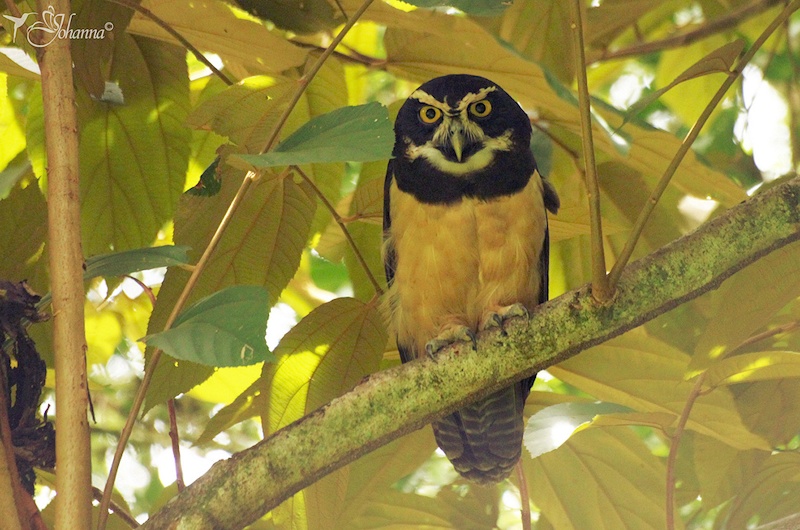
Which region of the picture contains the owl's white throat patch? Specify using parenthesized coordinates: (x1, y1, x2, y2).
(405, 130, 513, 176)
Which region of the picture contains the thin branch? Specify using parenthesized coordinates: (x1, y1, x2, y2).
(105, 0, 235, 86)
(292, 165, 384, 296)
(515, 461, 531, 530)
(607, 0, 800, 289)
(591, 0, 783, 63)
(98, 0, 378, 526)
(168, 400, 185, 491)
(139, 176, 800, 530)
(569, 0, 611, 302)
(91, 486, 140, 528)
(665, 372, 705, 530)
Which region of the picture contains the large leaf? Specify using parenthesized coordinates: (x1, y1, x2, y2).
(187, 75, 296, 152)
(474, 0, 575, 83)
(719, 453, 800, 529)
(127, 0, 307, 74)
(692, 435, 768, 509)
(78, 34, 190, 255)
(692, 241, 800, 368)
(262, 297, 386, 433)
(299, 429, 437, 530)
(231, 103, 393, 169)
(524, 426, 674, 530)
(142, 285, 271, 367)
(0, 183, 47, 291)
(144, 171, 316, 411)
(550, 331, 771, 451)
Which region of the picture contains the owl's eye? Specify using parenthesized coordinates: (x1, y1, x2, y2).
(419, 106, 442, 124)
(469, 100, 492, 118)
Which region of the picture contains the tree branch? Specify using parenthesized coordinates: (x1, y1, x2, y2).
(140, 176, 800, 530)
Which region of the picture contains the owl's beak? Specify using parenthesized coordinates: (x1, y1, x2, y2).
(446, 121, 466, 162)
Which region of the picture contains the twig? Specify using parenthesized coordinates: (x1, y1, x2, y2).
(292, 166, 383, 296)
(665, 372, 705, 530)
(168, 400, 185, 491)
(515, 461, 531, 530)
(105, 0, 235, 86)
(91, 486, 140, 528)
(569, 0, 611, 302)
(38, 0, 93, 526)
(591, 0, 782, 63)
(98, 0, 377, 526)
(607, 0, 800, 290)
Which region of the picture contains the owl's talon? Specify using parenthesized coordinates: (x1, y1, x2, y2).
(426, 326, 477, 357)
(481, 303, 529, 334)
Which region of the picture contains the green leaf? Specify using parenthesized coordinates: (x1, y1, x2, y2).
(78, 34, 191, 255)
(406, 0, 509, 16)
(692, 242, 800, 369)
(0, 183, 47, 292)
(720, 453, 800, 528)
(703, 351, 800, 388)
(524, 427, 674, 530)
(230, 103, 393, 169)
(524, 401, 633, 458)
(126, 0, 308, 74)
(626, 38, 745, 124)
(654, 35, 740, 126)
(142, 285, 271, 367)
(262, 297, 386, 433)
(84, 246, 190, 280)
(550, 331, 771, 451)
(692, 435, 768, 508)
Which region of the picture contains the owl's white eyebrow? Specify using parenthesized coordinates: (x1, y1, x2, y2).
(409, 90, 451, 112)
(455, 86, 497, 111)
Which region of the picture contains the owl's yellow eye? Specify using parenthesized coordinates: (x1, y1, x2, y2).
(419, 106, 442, 124)
(469, 100, 492, 118)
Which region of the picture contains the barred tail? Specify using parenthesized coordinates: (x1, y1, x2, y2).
(432, 378, 531, 484)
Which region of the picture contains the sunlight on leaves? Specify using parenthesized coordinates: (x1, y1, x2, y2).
(524, 401, 633, 459)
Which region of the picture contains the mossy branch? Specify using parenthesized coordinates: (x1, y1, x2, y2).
(139, 176, 800, 530)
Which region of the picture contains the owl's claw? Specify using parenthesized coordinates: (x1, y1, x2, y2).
(481, 303, 529, 335)
(426, 325, 477, 357)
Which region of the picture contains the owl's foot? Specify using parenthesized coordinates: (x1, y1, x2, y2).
(480, 303, 529, 335)
(425, 324, 477, 357)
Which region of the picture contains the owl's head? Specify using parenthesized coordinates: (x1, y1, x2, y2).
(391, 75, 536, 204)
(393, 75, 532, 176)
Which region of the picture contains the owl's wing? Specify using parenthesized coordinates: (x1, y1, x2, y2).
(382, 159, 396, 285)
(383, 160, 414, 365)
